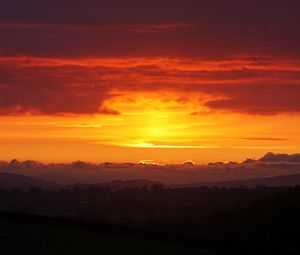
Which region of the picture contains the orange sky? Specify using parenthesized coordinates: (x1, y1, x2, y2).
(0, 73, 299, 163)
(1, 1, 300, 163)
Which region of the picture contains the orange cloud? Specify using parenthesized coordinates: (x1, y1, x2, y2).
(0, 56, 300, 115)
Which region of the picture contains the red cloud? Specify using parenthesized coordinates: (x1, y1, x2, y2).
(0, 56, 300, 115)
(204, 84, 300, 114)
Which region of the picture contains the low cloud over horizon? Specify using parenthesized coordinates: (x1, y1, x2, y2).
(1, 152, 300, 185)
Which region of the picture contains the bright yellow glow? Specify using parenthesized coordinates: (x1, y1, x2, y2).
(0, 92, 299, 163)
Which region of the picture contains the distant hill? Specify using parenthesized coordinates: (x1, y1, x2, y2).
(174, 174, 300, 188)
(71, 179, 163, 191)
(4, 171, 300, 191)
(0, 173, 61, 191)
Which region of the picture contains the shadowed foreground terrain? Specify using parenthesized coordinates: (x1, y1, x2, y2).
(0, 183, 300, 254)
(0, 211, 207, 255)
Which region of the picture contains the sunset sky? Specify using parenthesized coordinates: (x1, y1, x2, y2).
(1, 0, 300, 163)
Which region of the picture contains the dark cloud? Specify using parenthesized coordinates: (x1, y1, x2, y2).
(0, 0, 299, 26)
(0, 1, 300, 58)
(259, 152, 300, 163)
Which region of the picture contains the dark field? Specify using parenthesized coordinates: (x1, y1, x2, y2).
(0, 185, 300, 254)
(0, 212, 208, 255)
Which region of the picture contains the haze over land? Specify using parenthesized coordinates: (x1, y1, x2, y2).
(1, 153, 300, 185)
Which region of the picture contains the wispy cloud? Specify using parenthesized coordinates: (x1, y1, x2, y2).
(241, 137, 288, 141)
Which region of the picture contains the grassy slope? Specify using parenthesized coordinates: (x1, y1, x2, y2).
(0, 216, 210, 255)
